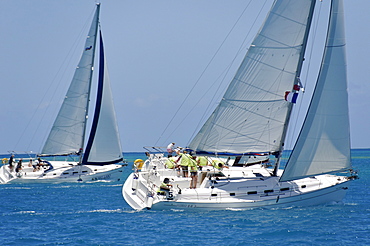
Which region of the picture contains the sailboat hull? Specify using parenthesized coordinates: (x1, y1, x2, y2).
(0, 161, 125, 184)
(150, 182, 349, 210)
(122, 157, 353, 211)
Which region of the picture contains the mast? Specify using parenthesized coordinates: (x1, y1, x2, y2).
(82, 29, 104, 164)
(272, 0, 316, 176)
(79, 3, 100, 163)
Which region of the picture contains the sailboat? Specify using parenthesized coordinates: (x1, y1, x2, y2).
(0, 3, 126, 184)
(122, 0, 358, 210)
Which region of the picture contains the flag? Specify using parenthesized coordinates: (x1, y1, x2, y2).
(285, 91, 298, 103)
(293, 84, 300, 91)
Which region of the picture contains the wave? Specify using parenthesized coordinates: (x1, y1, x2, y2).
(12, 210, 36, 214)
(225, 207, 254, 211)
(3, 186, 31, 190)
(87, 209, 123, 213)
(3, 209, 134, 217)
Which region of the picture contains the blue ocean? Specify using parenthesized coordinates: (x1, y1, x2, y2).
(1, 150, 369, 246)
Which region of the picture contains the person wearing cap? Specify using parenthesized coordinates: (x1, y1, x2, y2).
(158, 178, 173, 196)
(196, 156, 209, 171)
(176, 150, 191, 177)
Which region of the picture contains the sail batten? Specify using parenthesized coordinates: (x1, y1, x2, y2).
(280, 0, 351, 182)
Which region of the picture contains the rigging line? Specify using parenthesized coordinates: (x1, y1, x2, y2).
(187, 0, 271, 147)
(15, 7, 96, 153)
(183, 58, 240, 147)
(154, 0, 258, 146)
(161, 56, 240, 146)
(14, 22, 85, 151)
(162, 46, 249, 146)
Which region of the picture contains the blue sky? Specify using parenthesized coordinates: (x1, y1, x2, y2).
(1, 0, 369, 154)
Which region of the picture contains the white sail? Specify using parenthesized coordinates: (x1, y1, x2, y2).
(41, 7, 100, 156)
(82, 31, 123, 164)
(280, 0, 351, 182)
(189, 0, 315, 155)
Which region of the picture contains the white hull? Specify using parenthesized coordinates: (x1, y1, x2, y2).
(150, 182, 349, 210)
(0, 161, 124, 184)
(122, 156, 353, 211)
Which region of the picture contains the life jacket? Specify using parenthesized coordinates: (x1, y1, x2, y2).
(197, 156, 208, 166)
(165, 157, 176, 169)
(212, 160, 224, 170)
(178, 153, 192, 167)
(189, 158, 198, 172)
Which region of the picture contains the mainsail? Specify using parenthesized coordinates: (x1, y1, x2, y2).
(41, 7, 100, 156)
(189, 0, 316, 155)
(280, 0, 351, 181)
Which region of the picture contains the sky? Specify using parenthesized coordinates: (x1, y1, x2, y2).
(1, 0, 369, 154)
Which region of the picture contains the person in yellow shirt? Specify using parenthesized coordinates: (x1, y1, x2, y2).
(212, 159, 229, 170)
(196, 156, 209, 171)
(176, 151, 192, 177)
(158, 178, 173, 196)
(165, 156, 176, 169)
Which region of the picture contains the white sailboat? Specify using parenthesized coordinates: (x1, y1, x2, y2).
(0, 3, 126, 184)
(122, 0, 358, 210)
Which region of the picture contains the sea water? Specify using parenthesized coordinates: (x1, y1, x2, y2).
(0, 150, 369, 245)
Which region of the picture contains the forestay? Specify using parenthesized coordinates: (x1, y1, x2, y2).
(189, 0, 315, 155)
(281, 0, 351, 181)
